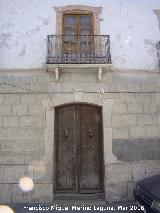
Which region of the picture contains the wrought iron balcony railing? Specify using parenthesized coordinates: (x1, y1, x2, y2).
(46, 35, 111, 64)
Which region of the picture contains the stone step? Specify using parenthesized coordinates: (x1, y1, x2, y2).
(53, 193, 105, 202)
(52, 200, 107, 206)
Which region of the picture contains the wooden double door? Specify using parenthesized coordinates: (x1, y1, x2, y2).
(55, 104, 103, 194)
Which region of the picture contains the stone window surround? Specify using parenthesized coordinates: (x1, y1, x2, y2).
(53, 5, 102, 35)
(154, 10, 160, 30)
(43, 93, 117, 198)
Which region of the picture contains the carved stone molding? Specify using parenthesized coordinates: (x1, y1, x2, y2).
(154, 10, 160, 16)
(53, 5, 102, 15)
(47, 66, 59, 82)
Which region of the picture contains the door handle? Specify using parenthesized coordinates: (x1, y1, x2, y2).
(64, 128, 69, 137)
(89, 128, 93, 137)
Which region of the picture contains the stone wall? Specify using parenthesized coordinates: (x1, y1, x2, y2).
(0, 69, 160, 203)
(0, 93, 53, 203)
(104, 92, 160, 202)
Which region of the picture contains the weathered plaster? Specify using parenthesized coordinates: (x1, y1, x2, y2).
(0, 0, 160, 70)
(18, 45, 26, 58)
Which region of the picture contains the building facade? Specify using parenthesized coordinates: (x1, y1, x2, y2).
(0, 0, 160, 203)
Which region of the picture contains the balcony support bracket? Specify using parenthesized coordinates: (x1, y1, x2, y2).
(46, 64, 112, 82)
(47, 67, 60, 82)
(98, 67, 103, 81)
(54, 67, 59, 81)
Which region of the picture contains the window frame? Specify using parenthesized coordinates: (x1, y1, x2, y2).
(62, 12, 93, 36)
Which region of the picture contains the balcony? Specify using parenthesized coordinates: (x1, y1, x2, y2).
(46, 35, 111, 64)
(46, 35, 112, 81)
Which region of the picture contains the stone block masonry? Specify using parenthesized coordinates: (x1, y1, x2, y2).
(0, 69, 160, 203)
(0, 92, 47, 203)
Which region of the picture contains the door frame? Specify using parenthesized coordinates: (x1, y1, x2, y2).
(54, 103, 104, 195)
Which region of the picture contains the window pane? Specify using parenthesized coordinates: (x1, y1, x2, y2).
(64, 29, 76, 35)
(63, 42, 76, 54)
(64, 15, 76, 26)
(80, 29, 91, 35)
(80, 15, 91, 26)
(80, 42, 92, 55)
(63, 35, 76, 42)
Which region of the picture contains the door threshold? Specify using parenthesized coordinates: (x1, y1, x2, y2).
(54, 193, 105, 201)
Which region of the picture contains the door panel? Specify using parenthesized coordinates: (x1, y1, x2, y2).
(79, 106, 102, 192)
(56, 106, 77, 192)
(55, 104, 103, 194)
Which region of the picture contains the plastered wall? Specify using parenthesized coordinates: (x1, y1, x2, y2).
(0, 0, 160, 70)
